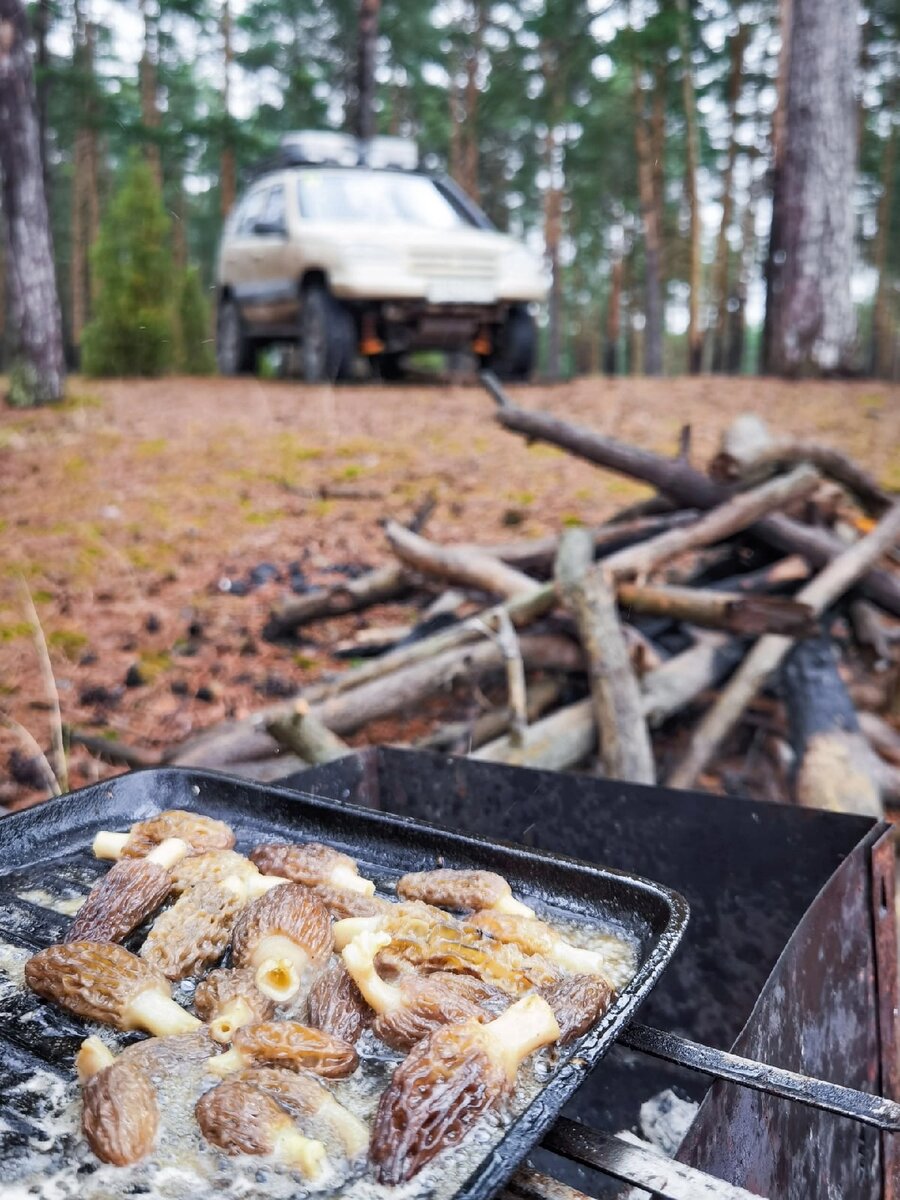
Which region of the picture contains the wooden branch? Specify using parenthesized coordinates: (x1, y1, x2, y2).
(265, 562, 413, 638)
(780, 636, 883, 817)
(483, 381, 900, 616)
(712, 431, 893, 516)
(413, 678, 562, 752)
(850, 599, 893, 662)
(667, 503, 900, 789)
(640, 633, 745, 728)
(266, 700, 352, 765)
(603, 466, 820, 580)
(488, 610, 528, 746)
(473, 698, 596, 770)
(711, 554, 811, 593)
(617, 582, 816, 636)
(555, 528, 655, 783)
(464, 510, 699, 575)
(859, 711, 900, 768)
(222, 754, 308, 782)
(65, 728, 159, 769)
(384, 519, 536, 598)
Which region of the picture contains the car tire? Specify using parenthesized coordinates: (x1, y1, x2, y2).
(300, 284, 356, 384)
(216, 298, 257, 376)
(488, 307, 537, 382)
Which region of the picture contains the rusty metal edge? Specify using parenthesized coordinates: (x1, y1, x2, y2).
(870, 824, 899, 1200)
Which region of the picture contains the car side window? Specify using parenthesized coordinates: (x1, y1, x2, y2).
(238, 188, 268, 236)
(263, 185, 285, 232)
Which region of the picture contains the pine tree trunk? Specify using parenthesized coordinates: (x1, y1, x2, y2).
(761, 0, 791, 373)
(604, 255, 622, 375)
(138, 0, 161, 187)
(32, 0, 49, 183)
(727, 194, 757, 374)
(632, 71, 664, 375)
(457, 1, 484, 203)
(220, 0, 235, 217)
(677, 0, 702, 374)
(70, 1, 99, 352)
(0, 0, 65, 403)
(871, 111, 896, 378)
(356, 0, 380, 142)
(710, 25, 747, 372)
(651, 63, 666, 281)
(765, 0, 859, 375)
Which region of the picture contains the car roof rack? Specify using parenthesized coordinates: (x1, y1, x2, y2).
(245, 131, 419, 182)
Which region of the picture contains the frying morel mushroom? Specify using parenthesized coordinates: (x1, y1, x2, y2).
(194, 966, 276, 1043)
(371, 994, 560, 1184)
(540, 974, 615, 1044)
(469, 911, 612, 977)
(208, 1020, 358, 1079)
(334, 912, 558, 996)
(235, 1067, 369, 1158)
(66, 838, 187, 945)
(342, 930, 506, 1051)
(311, 883, 391, 921)
(397, 869, 535, 917)
(81, 1055, 159, 1166)
(94, 810, 235, 860)
(140, 877, 247, 981)
(307, 961, 371, 1045)
(231, 882, 331, 1003)
(170, 849, 288, 899)
(250, 841, 376, 896)
(196, 1078, 326, 1176)
(25, 941, 201, 1035)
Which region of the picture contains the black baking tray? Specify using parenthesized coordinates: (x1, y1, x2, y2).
(0, 765, 688, 1198)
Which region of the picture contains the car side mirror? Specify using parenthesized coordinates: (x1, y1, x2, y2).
(252, 218, 286, 237)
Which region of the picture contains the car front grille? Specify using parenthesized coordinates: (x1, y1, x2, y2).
(410, 247, 497, 280)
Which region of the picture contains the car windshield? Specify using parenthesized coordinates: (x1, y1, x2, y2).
(295, 169, 472, 230)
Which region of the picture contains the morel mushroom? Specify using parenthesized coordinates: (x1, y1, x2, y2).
(82, 1056, 159, 1166)
(25, 941, 201, 1035)
(120, 1028, 218, 1073)
(93, 810, 235, 860)
(469, 911, 612, 977)
(194, 966, 275, 1043)
(231, 882, 331, 1003)
(540, 974, 615, 1044)
(307, 961, 370, 1045)
(66, 838, 187, 945)
(342, 930, 506, 1051)
(371, 994, 560, 1184)
(334, 912, 558, 996)
(397, 869, 535, 917)
(250, 841, 375, 896)
(170, 849, 288, 899)
(140, 877, 247, 981)
(196, 1078, 326, 1176)
(235, 1067, 369, 1158)
(208, 1020, 358, 1079)
(311, 883, 390, 921)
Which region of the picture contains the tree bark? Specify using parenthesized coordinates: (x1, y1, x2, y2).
(871, 107, 896, 378)
(556, 528, 655, 784)
(220, 0, 235, 217)
(677, 0, 703, 374)
(727, 192, 756, 373)
(617, 582, 815, 637)
(0, 0, 65, 404)
(70, 5, 100, 352)
(604, 255, 622, 375)
(632, 68, 664, 375)
(710, 25, 748, 373)
(138, 0, 162, 187)
(761, 0, 792, 373)
(764, 0, 860, 375)
(355, 0, 380, 143)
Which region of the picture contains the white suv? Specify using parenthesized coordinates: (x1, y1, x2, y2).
(215, 133, 547, 382)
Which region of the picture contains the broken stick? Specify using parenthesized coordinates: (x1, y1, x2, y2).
(555, 527, 655, 784)
(667, 503, 900, 789)
(616, 582, 816, 637)
(384, 519, 536, 598)
(266, 701, 352, 765)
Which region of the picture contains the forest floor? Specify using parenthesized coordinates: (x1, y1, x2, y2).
(0, 373, 898, 808)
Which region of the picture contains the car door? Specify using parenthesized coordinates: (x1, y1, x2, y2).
(222, 184, 269, 330)
(247, 184, 299, 330)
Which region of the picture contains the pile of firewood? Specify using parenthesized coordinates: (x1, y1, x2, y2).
(163, 375, 900, 818)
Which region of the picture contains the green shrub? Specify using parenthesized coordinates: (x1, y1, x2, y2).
(176, 267, 216, 374)
(81, 158, 175, 377)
